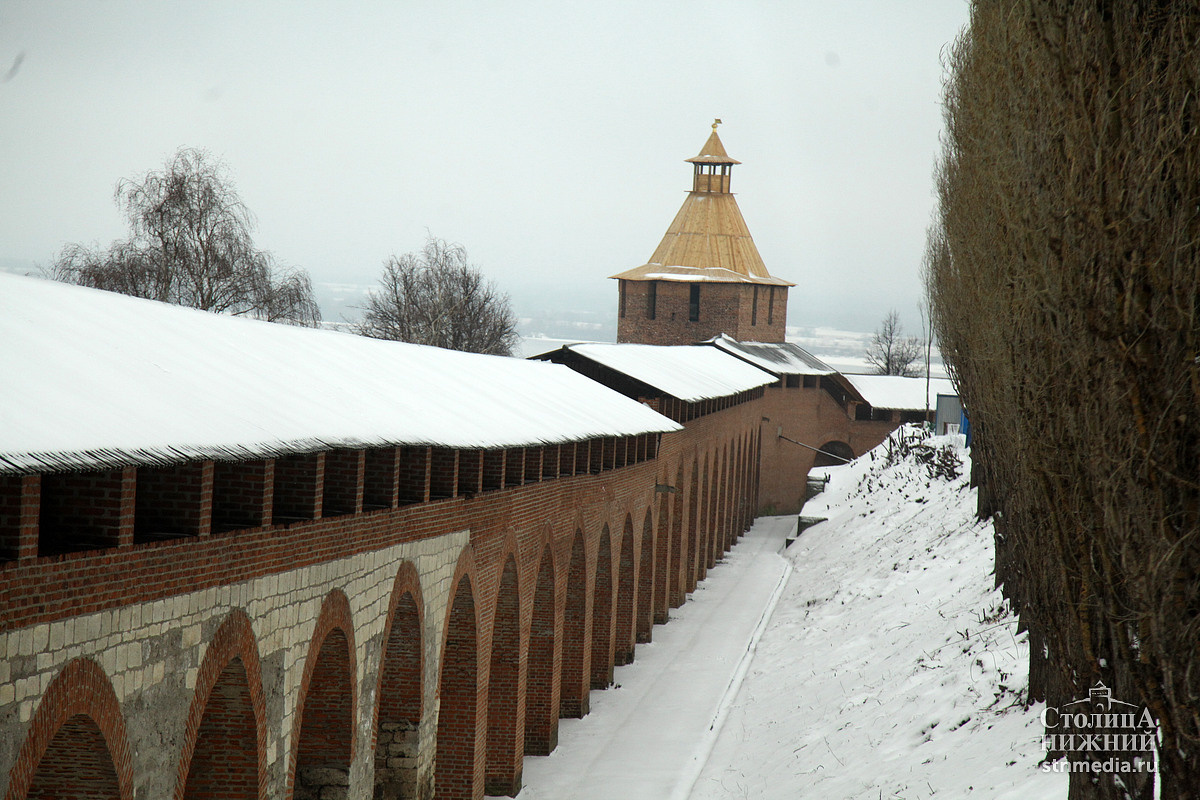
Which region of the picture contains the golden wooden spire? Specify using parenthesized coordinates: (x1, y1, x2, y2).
(610, 124, 792, 287)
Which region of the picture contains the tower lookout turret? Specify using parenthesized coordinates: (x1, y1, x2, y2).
(611, 121, 794, 345)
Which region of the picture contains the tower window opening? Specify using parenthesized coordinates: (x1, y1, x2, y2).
(767, 287, 775, 325)
(647, 281, 657, 320)
(688, 284, 700, 322)
(751, 286, 759, 326)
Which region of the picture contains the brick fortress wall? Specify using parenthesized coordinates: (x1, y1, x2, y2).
(0, 400, 763, 800)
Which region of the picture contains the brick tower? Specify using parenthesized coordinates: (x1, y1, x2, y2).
(612, 121, 793, 345)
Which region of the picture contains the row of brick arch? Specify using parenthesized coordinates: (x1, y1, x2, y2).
(6, 433, 760, 800)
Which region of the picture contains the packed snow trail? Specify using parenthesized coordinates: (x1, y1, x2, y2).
(505, 516, 794, 800)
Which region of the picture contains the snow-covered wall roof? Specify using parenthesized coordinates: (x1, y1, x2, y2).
(0, 274, 681, 474)
(843, 374, 958, 411)
(556, 343, 777, 403)
(705, 334, 836, 376)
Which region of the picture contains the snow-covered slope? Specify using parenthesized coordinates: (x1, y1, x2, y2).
(693, 428, 1066, 799)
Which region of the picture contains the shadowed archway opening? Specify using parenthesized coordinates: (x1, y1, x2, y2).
(295, 628, 354, 799)
(736, 439, 747, 540)
(719, 446, 732, 553)
(25, 714, 121, 800)
(669, 464, 686, 607)
(813, 440, 853, 468)
(637, 508, 655, 643)
(733, 439, 744, 539)
(699, 456, 713, 577)
(560, 529, 589, 718)
(435, 575, 480, 800)
(590, 526, 614, 689)
(685, 458, 700, 594)
(614, 515, 636, 665)
(181, 657, 258, 800)
(485, 556, 523, 796)
(375, 589, 422, 800)
(654, 493, 671, 624)
(524, 544, 558, 755)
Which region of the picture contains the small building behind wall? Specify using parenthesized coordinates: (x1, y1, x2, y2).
(702, 335, 883, 515)
(934, 392, 964, 436)
(843, 374, 958, 430)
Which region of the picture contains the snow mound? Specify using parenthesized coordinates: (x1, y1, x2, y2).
(694, 426, 1066, 799)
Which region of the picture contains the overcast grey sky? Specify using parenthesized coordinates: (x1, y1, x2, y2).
(0, 1, 968, 334)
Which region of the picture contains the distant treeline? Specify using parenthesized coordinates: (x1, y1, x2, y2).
(926, 3, 1199, 798)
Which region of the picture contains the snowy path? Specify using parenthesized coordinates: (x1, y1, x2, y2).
(506, 516, 795, 800)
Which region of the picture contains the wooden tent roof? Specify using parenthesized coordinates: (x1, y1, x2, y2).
(685, 129, 741, 164)
(612, 125, 793, 287)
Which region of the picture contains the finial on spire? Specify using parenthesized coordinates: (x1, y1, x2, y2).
(712, 118, 722, 131)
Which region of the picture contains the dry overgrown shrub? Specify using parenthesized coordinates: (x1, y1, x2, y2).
(927, 3, 1200, 797)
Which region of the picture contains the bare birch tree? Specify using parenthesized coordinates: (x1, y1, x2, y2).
(358, 236, 519, 356)
(50, 147, 321, 326)
(865, 310, 923, 377)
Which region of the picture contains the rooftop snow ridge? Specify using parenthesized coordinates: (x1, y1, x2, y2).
(0, 272, 681, 474)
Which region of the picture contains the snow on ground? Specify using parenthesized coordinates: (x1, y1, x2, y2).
(507, 428, 1065, 799)
(510, 515, 794, 799)
(693, 428, 1066, 799)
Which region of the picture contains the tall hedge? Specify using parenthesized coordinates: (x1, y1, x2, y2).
(927, 3, 1200, 797)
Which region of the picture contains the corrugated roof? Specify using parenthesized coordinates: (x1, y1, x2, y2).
(705, 334, 836, 376)
(557, 342, 777, 402)
(844, 374, 958, 411)
(0, 274, 681, 475)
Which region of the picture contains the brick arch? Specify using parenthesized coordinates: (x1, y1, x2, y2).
(6, 658, 134, 800)
(288, 589, 357, 800)
(813, 439, 854, 467)
(700, 453, 710, 573)
(729, 434, 739, 542)
(435, 568, 482, 800)
(739, 434, 752, 534)
(685, 456, 701, 594)
(718, 444, 732, 554)
(524, 540, 559, 755)
(559, 528, 590, 718)
(746, 432, 757, 528)
(748, 429, 760, 522)
(589, 524, 615, 689)
(485, 553, 523, 796)
(698, 453, 713, 577)
(373, 561, 424, 800)
(669, 462, 687, 607)
(653, 477, 671, 625)
(636, 506, 656, 643)
(174, 609, 266, 800)
(613, 513, 637, 666)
